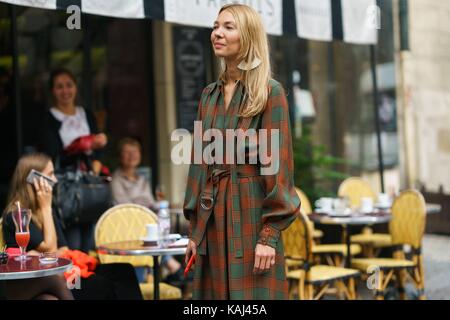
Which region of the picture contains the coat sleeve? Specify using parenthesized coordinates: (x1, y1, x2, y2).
(257, 80, 301, 249)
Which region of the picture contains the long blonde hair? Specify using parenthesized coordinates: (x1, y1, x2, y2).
(218, 4, 272, 118)
(4, 153, 51, 218)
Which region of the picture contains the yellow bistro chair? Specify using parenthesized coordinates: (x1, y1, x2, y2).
(351, 190, 427, 300)
(0, 219, 5, 249)
(338, 177, 392, 253)
(284, 212, 360, 300)
(296, 188, 361, 266)
(95, 204, 182, 300)
(296, 188, 323, 240)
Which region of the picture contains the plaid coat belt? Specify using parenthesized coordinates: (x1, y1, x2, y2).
(192, 164, 259, 258)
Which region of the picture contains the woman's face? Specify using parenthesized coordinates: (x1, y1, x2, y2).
(52, 74, 77, 107)
(120, 144, 141, 170)
(41, 161, 58, 184)
(211, 10, 241, 60)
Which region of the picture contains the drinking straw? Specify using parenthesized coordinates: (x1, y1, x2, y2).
(15, 201, 22, 233)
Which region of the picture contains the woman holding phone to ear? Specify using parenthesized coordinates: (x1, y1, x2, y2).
(2, 153, 143, 300)
(183, 4, 300, 300)
(2, 153, 73, 300)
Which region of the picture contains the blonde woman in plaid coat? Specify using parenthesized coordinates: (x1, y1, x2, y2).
(184, 4, 301, 300)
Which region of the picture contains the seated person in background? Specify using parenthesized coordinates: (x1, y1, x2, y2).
(2, 153, 142, 300)
(111, 138, 158, 210)
(111, 138, 184, 285)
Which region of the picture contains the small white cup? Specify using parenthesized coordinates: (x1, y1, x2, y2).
(377, 193, 390, 207)
(145, 224, 158, 241)
(315, 198, 333, 212)
(360, 197, 374, 213)
(333, 198, 348, 214)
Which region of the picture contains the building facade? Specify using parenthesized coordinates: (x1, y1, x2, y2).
(0, 0, 402, 209)
(394, 0, 450, 193)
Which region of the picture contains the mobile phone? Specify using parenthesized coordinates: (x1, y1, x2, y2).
(26, 169, 56, 188)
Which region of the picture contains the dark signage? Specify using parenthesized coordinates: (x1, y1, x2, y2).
(173, 26, 208, 132)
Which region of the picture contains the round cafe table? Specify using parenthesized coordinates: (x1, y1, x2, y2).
(309, 211, 392, 268)
(97, 240, 187, 300)
(0, 256, 72, 280)
(310, 203, 441, 268)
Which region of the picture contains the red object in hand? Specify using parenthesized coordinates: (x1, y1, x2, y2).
(184, 254, 196, 278)
(64, 135, 96, 156)
(6, 248, 21, 256)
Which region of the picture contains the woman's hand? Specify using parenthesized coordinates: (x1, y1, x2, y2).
(92, 133, 108, 150)
(253, 244, 276, 274)
(185, 239, 197, 266)
(33, 177, 53, 211)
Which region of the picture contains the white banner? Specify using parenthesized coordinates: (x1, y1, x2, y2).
(0, 0, 56, 9)
(295, 0, 332, 42)
(82, 0, 145, 19)
(342, 0, 378, 44)
(164, 0, 283, 36)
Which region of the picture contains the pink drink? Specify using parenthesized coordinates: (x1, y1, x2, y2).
(15, 232, 30, 248)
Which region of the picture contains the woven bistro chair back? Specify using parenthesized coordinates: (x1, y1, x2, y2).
(0, 219, 5, 249)
(295, 188, 312, 215)
(389, 190, 427, 249)
(282, 211, 314, 263)
(95, 204, 157, 267)
(338, 177, 376, 208)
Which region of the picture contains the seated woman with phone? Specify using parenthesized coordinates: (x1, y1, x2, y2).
(2, 153, 143, 300)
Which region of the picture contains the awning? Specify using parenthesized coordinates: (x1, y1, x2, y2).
(0, 0, 377, 44)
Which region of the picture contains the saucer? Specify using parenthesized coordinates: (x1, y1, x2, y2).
(375, 203, 391, 209)
(360, 208, 375, 214)
(329, 209, 353, 217)
(315, 208, 333, 214)
(140, 236, 158, 242)
(166, 234, 182, 240)
(140, 234, 182, 241)
(39, 257, 58, 264)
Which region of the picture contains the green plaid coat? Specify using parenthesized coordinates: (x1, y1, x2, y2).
(183, 79, 301, 300)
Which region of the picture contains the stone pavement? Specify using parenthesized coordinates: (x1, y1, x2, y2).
(422, 234, 450, 300)
(356, 234, 450, 300)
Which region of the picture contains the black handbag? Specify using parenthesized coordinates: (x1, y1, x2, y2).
(53, 169, 113, 229)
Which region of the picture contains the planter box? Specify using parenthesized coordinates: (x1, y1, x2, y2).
(422, 187, 450, 235)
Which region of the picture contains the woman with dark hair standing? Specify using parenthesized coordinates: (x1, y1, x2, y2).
(183, 4, 300, 300)
(40, 68, 107, 253)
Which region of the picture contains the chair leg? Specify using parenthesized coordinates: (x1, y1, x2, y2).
(375, 271, 385, 300)
(305, 284, 314, 300)
(298, 278, 305, 300)
(395, 269, 407, 300)
(416, 255, 426, 300)
(348, 278, 357, 300)
(361, 244, 375, 258)
(334, 255, 342, 267)
(288, 279, 295, 300)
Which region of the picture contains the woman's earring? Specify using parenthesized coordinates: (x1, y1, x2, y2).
(237, 58, 262, 71)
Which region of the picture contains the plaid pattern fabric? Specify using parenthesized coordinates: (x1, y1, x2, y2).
(183, 79, 301, 300)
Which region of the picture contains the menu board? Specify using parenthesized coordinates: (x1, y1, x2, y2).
(173, 26, 208, 132)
